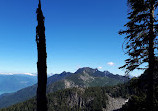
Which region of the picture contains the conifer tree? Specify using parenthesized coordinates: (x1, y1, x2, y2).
(36, 0, 47, 111)
(119, 0, 158, 110)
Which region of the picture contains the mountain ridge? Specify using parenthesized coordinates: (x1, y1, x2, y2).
(0, 67, 129, 108)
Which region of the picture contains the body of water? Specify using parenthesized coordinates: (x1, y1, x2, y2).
(0, 91, 5, 95)
(0, 91, 10, 95)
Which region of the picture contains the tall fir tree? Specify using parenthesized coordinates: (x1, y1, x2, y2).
(119, 0, 158, 110)
(36, 0, 47, 111)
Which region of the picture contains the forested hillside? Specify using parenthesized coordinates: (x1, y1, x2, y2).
(0, 67, 129, 109)
(1, 65, 157, 111)
(0, 86, 129, 111)
(117, 61, 158, 111)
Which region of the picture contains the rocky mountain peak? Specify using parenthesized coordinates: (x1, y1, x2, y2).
(75, 67, 98, 74)
(104, 71, 112, 75)
(61, 71, 68, 75)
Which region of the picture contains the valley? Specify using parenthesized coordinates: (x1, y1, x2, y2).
(0, 67, 129, 109)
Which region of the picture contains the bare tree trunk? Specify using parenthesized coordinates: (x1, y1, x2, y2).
(147, 0, 155, 110)
(36, 0, 47, 111)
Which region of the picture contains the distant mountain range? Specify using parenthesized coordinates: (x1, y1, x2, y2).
(0, 67, 129, 108)
(0, 74, 37, 95)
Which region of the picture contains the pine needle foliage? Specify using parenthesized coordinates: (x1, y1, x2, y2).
(119, 0, 158, 74)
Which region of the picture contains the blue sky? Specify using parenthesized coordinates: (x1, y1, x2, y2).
(0, 0, 143, 76)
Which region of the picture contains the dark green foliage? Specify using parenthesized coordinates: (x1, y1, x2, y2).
(2, 74, 151, 111)
(1, 67, 157, 111)
(119, 0, 157, 73)
(0, 67, 129, 109)
(83, 87, 108, 111)
(47, 80, 66, 93)
(120, 95, 147, 111)
(0, 79, 139, 111)
(0, 87, 109, 111)
(88, 77, 122, 87)
(47, 87, 109, 111)
(119, 1, 158, 110)
(118, 62, 158, 111)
